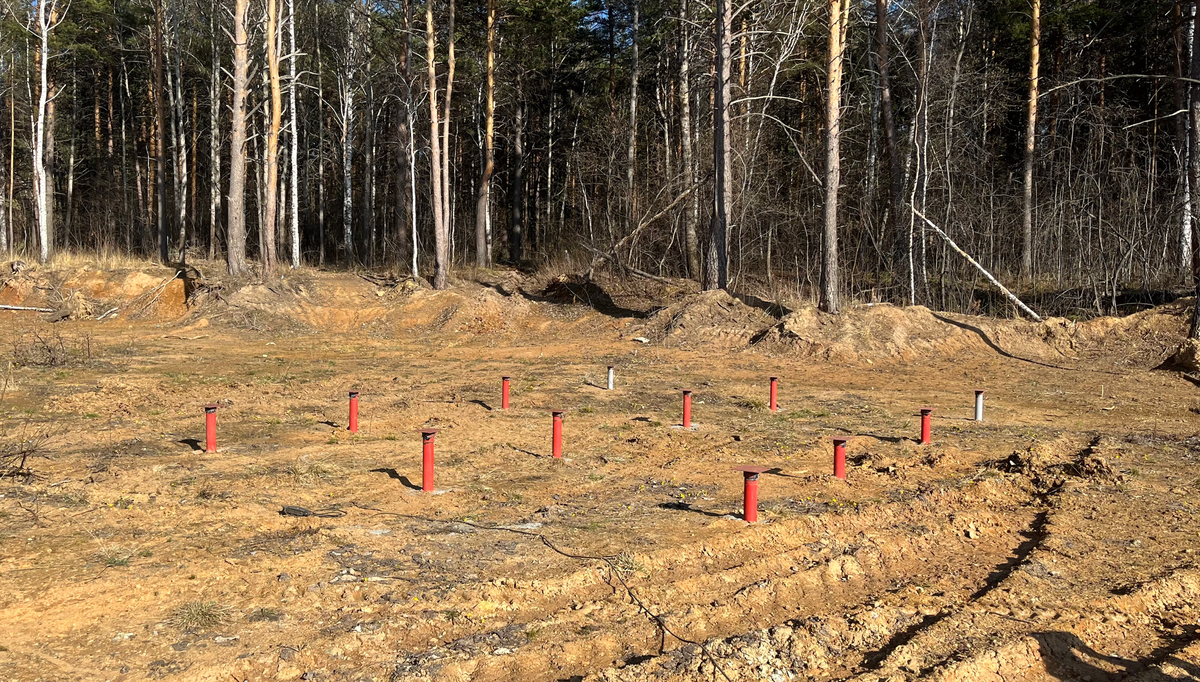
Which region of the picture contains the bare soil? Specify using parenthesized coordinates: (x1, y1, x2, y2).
(1, 266, 1198, 682)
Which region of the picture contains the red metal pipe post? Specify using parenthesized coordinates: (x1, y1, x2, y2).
(204, 404, 218, 453)
(420, 429, 439, 492)
(919, 408, 933, 445)
(682, 390, 693, 428)
(769, 376, 779, 412)
(501, 376, 511, 410)
(552, 410, 564, 458)
(833, 437, 849, 479)
(348, 391, 359, 433)
(735, 466, 769, 523)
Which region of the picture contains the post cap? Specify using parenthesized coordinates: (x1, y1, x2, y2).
(770, 376, 778, 381)
(551, 409, 565, 416)
(419, 428, 440, 437)
(733, 465, 771, 474)
(681, 389, 693, 395)
(831, 436, 853, 444)
(974, 389, 985, 395)
(501, 375, 511, 380)
(204, 404, 218, 412)
(349, 390, 360, 397)
(919, 408, 934, 415)
(607, 365, 614, 369)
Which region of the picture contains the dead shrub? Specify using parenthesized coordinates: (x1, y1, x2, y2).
(9, 330, 92, 367)
(1, 425, 52, 478)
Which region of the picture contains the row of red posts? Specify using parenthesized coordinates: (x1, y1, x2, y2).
(199, 373, 986, 522)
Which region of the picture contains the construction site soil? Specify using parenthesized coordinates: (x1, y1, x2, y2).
(1, 264, 1198, 682)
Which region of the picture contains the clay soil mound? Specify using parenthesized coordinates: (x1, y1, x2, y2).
(540, 274, 617, 309)
(0, 264, 188, 321)
(642, 290, 777, 347)
(754, 299, 1192, 368)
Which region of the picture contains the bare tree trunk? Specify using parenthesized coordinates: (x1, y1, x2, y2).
(288, 0, 300, 266)
(1178, 0, 1194, 280)
(32, 1, 57, 262)
(440, 0, 455, 275)
(427, 0, 448, 288)
(1020, 0, 1040, 282)
(820, 0, 849, 313)
(154, 0, 168, 262)
(1190, 3, 1200, 338)
(474, 0, 495, 269)
(679, 0, 699, 279)
(170, 3, 189, 261)
(209, 8, 221, 260)
(705, 0, 732, 291)
(627, 0, 638, 229)
(262, 0, 281, 276)
(876, 0, 902, 294)
(510, 77, 524, 264)
(341, 8, 358, 260)
(226, 0, 250, 275)
(911, 0, 932, 304)
(363, 65, 375, 263)
(317, 41, 326, 266)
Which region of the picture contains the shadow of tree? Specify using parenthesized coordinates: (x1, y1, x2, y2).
(1034, 626, 1200, 681)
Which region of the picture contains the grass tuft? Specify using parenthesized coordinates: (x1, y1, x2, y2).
(168, 601, 231, 631)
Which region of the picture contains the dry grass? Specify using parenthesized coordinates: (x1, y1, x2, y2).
(37, 250, 157, 272)
(167, 601, 231, 632)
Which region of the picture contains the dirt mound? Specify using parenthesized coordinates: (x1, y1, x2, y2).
(754, 304, 978, 361)
(0, 266, 187, 321)
(642, 290, 777, 346)
(753, 300, 1192, 366)
(205, 275, 391, 332)
(540, 274, 617, 308)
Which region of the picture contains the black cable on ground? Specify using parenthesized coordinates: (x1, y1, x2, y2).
(279, 505, 346, 518)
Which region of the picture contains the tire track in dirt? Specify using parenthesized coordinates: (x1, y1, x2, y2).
(570, 436, 1100, 682)
(383, 474, 1041, 681)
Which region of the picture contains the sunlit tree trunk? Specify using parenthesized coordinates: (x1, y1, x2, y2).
(32, 0, 61, 263)
(474, 0, 495, 268)
(209, 9, 221, 260)
(678, 0, 699, 280)
(427, 0, 448, 288)
(288, 0, 300, 266)
(154, 0, 167, 261)
(820, 0, 849, 313)
(440, 0, 455, 275)
(226, 0, 250, 275)
(1020, 0, 1040, 282)
(262, 0, 281, 276)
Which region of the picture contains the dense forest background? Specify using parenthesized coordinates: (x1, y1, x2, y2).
(0, 0, 1195, 318)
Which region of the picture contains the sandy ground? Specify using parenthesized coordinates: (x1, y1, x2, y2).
(0, 267, 1198, 682)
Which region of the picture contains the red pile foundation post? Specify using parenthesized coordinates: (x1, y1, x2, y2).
(420, 428, 439, 492)
(832, 437, 850, 479)
(552, 410, 564, 458)
(734, 466, 769, 523)
(204, 404, 218, 453)
(682, 390, 693, 428)
(501, 376, 511, 410)
(348, 391, 360, 433)
(769, 376, 779, 412)
(919, 408, 934, 445)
